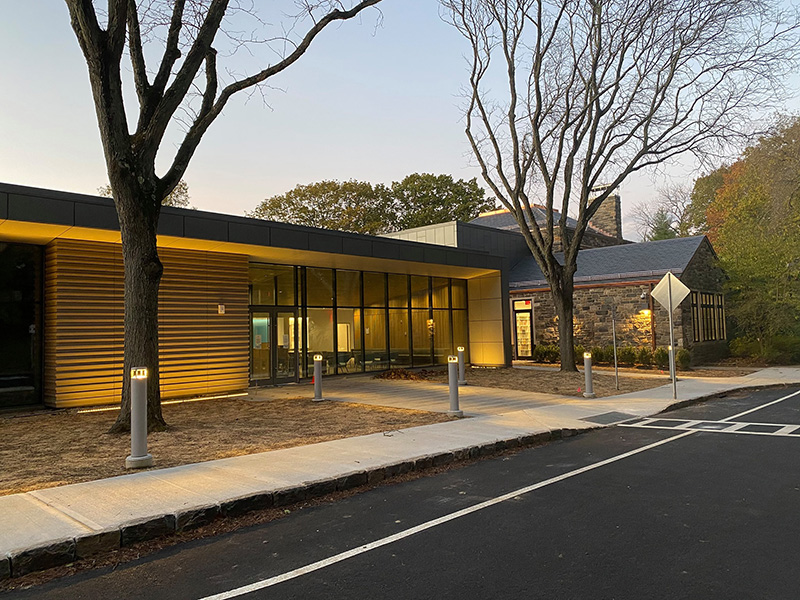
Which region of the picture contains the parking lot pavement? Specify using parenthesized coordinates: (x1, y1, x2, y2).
(8, 384, 800, 600)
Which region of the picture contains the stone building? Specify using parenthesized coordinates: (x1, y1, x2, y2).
(509, 236, 727, 363)
(386, 195, 728, 364)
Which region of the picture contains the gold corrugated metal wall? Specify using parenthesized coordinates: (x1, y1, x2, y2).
(44, 239, 249, 408)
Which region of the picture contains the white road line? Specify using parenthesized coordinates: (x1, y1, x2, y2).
(198, 386, 800, 600)
(197, 430, 695, 600)
(720, 388, 800, 422)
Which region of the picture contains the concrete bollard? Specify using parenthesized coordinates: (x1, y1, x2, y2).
(126, 367, 154, 469)
(457, 346, 467, 386)
(313, 354, 325, 401)
(447, 355, 463, 417)
(583, 352, 596, 398)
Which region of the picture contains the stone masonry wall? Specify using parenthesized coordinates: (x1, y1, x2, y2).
(677, 238, 728, 362)
(513, 238, 728, 362)
(517, 283, 687, 350)
(589, 193, 623, 241)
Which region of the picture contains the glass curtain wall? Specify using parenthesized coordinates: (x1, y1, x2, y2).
(251, 262, 468, 378)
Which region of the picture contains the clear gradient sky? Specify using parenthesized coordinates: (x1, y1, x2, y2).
(1, 2, 798, 240)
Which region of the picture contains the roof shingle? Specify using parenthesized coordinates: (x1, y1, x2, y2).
(510, 235, 708, 288)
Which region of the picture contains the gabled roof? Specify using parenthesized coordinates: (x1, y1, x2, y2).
(470, 207, 581, 231)
(469, 206, 616, 237)
(509, 235, 709, 289)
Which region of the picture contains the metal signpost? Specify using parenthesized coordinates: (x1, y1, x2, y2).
(650, 272, 690, 400)
(611, 305, 619, 390)
(457, 346, 467, 386)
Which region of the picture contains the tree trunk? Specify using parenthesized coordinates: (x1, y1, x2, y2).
(109, 185, 166, 433)
(551, 276, 578, 372)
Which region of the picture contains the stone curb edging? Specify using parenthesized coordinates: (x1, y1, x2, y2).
(1, 427, 589, 581)
(656, 383, 793, 415)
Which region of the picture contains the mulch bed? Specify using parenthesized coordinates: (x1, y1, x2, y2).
(0, 396, 455, 496)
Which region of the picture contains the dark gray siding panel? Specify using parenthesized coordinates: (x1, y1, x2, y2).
(446, 250, 468, 267)
(403, 244, 425, 262)
(309, 232, 343, 254)
(157, 213, 184, 237)
(341, 237, 373, 256)
(423, 246, 448, 264)
(74, 202, 120, 230)
(9, 194, 74, 226)
(372, 241, 402, 260)
(229, 222, 270, 246)
(0, 192, 7, 219)
(271, 226, 309, 250)
(185, 216, 228, 242)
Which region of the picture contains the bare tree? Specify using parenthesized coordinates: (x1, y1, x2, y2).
(442, 0, 800, 370)
(632, 183, 693, 240)
(65, 0, 382, 431)
(99, 179, 192, 208)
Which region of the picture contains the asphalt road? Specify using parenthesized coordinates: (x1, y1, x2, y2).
(8, 385, 800, 600)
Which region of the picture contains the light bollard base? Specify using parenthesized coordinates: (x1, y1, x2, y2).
(125, 453, 154, 469)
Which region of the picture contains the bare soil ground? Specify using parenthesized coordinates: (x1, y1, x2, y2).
(414, 367, 670, 397)
(382, 363, 753, 398)
(0, 396, 455, 497)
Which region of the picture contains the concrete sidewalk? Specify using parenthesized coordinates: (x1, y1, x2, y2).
(2, 367, 799, 580)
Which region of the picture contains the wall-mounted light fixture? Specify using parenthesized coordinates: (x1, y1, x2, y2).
(638, 292, 651, 316)
(218, 304, 226, 315)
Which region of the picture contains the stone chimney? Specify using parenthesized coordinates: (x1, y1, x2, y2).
(589, 186, 622, 241)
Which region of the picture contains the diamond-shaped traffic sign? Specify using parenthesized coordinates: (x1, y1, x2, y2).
(651, 272, 690, 312)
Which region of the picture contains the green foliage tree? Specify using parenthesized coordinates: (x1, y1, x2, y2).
(690, 117, 800, 357)
(388, 174, 493, 230)
(249, 174, 493, 234)
(98, 180, 192, 208)
(247, 180, 390, 235)
(644, 208, 678, 241)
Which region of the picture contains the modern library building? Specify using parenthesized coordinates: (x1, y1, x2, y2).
(0, 183, 511, 410)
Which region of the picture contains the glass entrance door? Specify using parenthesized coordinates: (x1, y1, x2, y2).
(274, 311, 297, 383)
(513, 299, 533, 359)
(251, 312, 272, 383)
(0, 243, 42, 409)
(250, 309, 297, 385)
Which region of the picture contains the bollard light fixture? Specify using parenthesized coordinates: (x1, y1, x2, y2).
(583, 352, 596, 399)
(456, 346, 467, 386)
(313, 354, 325, 401)
(126, 365, 154, 469)
(447, 355, 463, 417)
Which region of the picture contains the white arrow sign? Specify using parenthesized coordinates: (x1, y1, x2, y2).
(651, 272, 690, 311)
